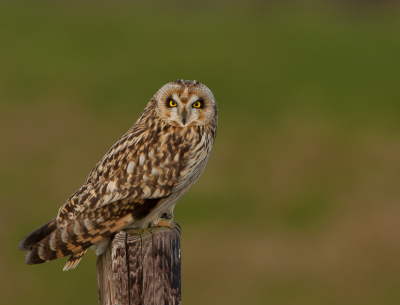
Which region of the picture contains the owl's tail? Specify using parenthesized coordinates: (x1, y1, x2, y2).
(18, 198, 163, 270)
(18, 218, 58, 251)
(18, 217, 90, 271)
(18, 201, 136, 270)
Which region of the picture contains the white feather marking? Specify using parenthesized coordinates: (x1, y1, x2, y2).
(127, 161, 135, 174)
(108, 193, 119, 203)
(143, 174, 149, 183)
(139, 154, 146, 165)
(38, 244, 45, 259)
(83, 218, 95, 230)
(49, 233, 58, 251)
(142, 185, 151, 197)
(73, 222, 85, 235)
(151, 168, 159, 176)
(61, 226, 70, 243)
(148, 149, 154, 158)
(174, 154, 180, 162)
(102, 194, 112, 205)
(106, 181, 116, 194)
(152, 189, 160, 197)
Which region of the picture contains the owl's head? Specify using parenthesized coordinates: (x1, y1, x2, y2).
(153, 79, 217, 127)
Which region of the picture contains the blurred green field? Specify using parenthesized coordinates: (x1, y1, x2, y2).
(2, 1, 400, 304)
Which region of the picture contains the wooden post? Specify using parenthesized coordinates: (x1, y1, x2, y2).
(97, 226, 181, 305)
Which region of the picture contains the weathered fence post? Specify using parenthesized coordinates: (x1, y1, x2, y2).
(97, 226, 181, 305)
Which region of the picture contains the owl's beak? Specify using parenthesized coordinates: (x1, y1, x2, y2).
(182, 109, 187, 126)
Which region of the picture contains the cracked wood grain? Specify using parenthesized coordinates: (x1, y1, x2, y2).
(141, 230, 154, 305)
(112, 233, 129, 305)
(127, 233, 142, 305)
(97, 226, 181, 305)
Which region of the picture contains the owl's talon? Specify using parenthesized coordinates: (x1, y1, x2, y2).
(172, 221, 181, 234)
(154, 219, 181, 233)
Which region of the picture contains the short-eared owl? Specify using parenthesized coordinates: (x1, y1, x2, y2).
(18, 79, 218, 271)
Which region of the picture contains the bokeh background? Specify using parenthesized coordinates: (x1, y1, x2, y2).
(2, 1, 400, 304)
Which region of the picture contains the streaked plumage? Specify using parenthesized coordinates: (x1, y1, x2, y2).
(18, 79, 218, 270)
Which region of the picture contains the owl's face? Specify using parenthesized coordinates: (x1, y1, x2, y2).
(154, 80, 217, 127)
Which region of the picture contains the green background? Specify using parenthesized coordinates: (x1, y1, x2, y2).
(2, 1, 400, 304)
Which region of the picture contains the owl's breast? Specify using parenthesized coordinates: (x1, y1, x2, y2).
(172, 128, 215, 193)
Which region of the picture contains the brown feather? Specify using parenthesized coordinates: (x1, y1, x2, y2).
(19, 80, 218, 270)
(18, 218, 57, 251)
(25, 197, 164, 265)
(63, 249, 88, 271)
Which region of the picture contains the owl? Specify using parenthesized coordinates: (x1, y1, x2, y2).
(18, 79, 218, 271)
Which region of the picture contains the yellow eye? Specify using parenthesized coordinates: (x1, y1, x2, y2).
(192, 101, 201, 108)
(169, 100, 177, 107)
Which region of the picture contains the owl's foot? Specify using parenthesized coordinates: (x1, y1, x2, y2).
(154, 219, 181, 233)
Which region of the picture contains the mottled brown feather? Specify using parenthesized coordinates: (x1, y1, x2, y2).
(19, 80, 218, 269)
(18, 218, 57, 251)
(63, 249, 88, 271)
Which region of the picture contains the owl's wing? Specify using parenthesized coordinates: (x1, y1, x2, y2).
(22, 124, 189, 268)
(56, 125, 189, 226)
